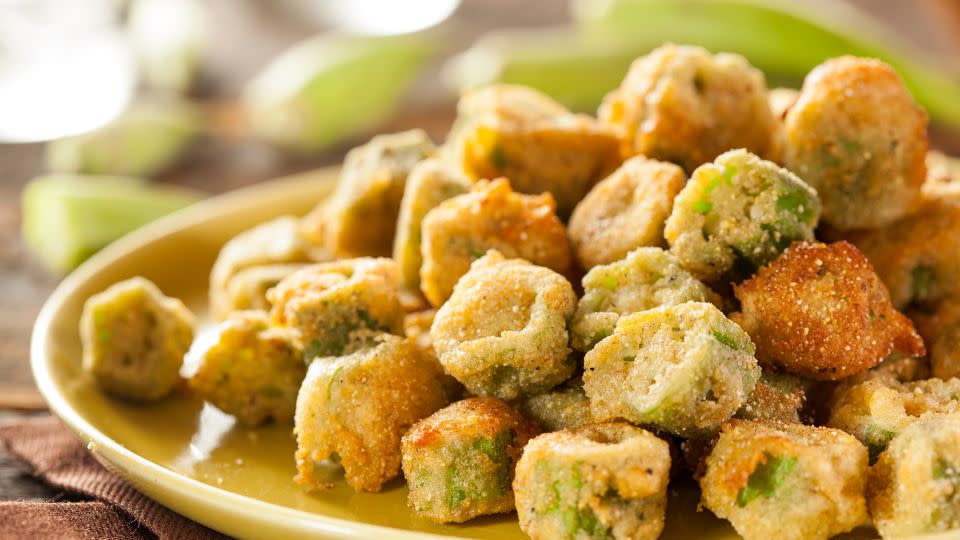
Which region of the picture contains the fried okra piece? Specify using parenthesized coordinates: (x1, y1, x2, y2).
(766, 88, 799, 164)
(209, 216, 330, 320)
(517, 376, 594, 432)
(188, 311, 304, 426)
(599, 44, 775, 173)
(219, 263, 307, 314)
(400, 397, 539, 523)
(568, 157, 685, 269)
(80, 277, 195, 401)
(700, 420, 868, 540)
(913, 299, 960, 379)
(419, 178, 571, 307)
(294, 335, 450, 493)
(308, 129, 435, 258)
(664, 149, 821, 283)
(735, 370, 808, 424)
(392, 158, 469, 291)
(570, 247, 721, 352)
(731, 241, 925, 380)
(924, 150, 960, 200)
(869, 413, 960, 537)
(514, 422, 671, 540)
(584, 301, 760, 437)
(847, 197, 960, 309)
(828, 377, 960, 461)
(448, 84, 621, 217)
(268, 258, 404, 360)
(430, 251, 577, 401)
(783, 56, 928, 230)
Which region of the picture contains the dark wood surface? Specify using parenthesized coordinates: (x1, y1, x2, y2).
(2, 0, 960, 504)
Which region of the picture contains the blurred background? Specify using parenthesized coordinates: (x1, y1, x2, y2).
(2, 0, 960, 405)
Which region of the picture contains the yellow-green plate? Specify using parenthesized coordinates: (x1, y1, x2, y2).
(30, 169, 954, 539)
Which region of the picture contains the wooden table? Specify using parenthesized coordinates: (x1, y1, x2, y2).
(2, 0, 959, 504)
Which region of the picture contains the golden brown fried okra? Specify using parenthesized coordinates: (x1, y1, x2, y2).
(924, 150, 960, 200)
(584, 301, 760, 437)
(80, 277, 195, 401)
(419, 178, 571, 307)
(735, 370, 808, 424)
(847, 197, 960, 310)
(310, 129, 435, 258)
(731, 241, 925, 380)
(766, 87, 799, 165)
(209, 216, 330, 320)
(783, 56, 928, 230)
(400, 397, 539, 523)
(448, 84, 621, 217)
(868, 413, 960, 537)
(392, 158, 469, 291)
(219, 263, 307, 314)
(517, 376, 594, 432)
(514, 422, 671, 540)
(430, 251, 577, 401)
(568, 157, 685, 269)
(700, 420, 868, 540)
(599, 44, 775, 172)
(294, 335, 450, 493)
(664, 149, 820, 283)
(913, 298, 960, 379)
(570, 247, 721, 352)
(268, 258, 404, 360)
(188, 311, 304, 426)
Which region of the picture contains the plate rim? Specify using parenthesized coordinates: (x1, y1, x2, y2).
(29, 169, 467, 540)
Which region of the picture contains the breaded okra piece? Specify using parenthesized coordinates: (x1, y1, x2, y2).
(392, 158, 469, 291)
(209, 216, 330, 320)
(219, 263, 307, 314)
(731, 241, 925, 380)
(517, 376, 594, 432)
(568, 157, 685, 269)
(419, 178, 571, 307)
(268, 258, 404, 361)
(294, 335, 450, 493)
(664, 149, 821, 283)
(188, 311, 303, 425)
(847, 197, 960, 310)
(430, 251, 577, 401)
(913, 298, 960, 379)
(766, 87, 800, 165)
(783, 56, 928, 230)
(570, 247, 721, 352)
(924, 150, 960, 200)
(400, 397, 539, 523)
(735, 370, 808, 424)
(869, 413, 960, 537)
(828, 377, 960, 461)
(584, 301, 760, 437)
(599, 44, 776, 172)
(447, 84, 621, 217)
(700, 420, 869, 540)
(514, 422, 671, 540)
(80, 277, 195, 401)
(307, 129, 435, 258)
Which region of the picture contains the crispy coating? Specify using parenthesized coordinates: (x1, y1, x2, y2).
(924, 150, 960, 200)
(392, 158, 469, 291)
(766, 87, 799, 165)
(783, 56, 928, 230)
(517, 376, 594, 432)
(294, 335, 450, 493)
(731, 241, 925, 380)
(514, 422, 671, 540)
(448, 84, 621, 217)
(584, 301, 760, 437)
(830, 353, 930, 409)
(81, 277, 195, 401)
(430, 251, 577, 401)
(188, 311, 304, 426)
(400, 397, 539, 523)
(599, 44, 775, 173)
(209, 216, 330, 320)
(847, 197, 960, 309)
(868, 413, 960, 537)
(571, 247, 721, 352)
(568, 157, 685, 269)
(419, 178, 571, 307)
(700, 420, 868, 540)
(268, 258, 404, 361)
(913, 298, 960, 379)
(219, 263, 308, 315)
(310, 129, 435, 258)
(664, 149, 821, 283)
(735, 370, 808, 424)
(828, 377, 960, 461)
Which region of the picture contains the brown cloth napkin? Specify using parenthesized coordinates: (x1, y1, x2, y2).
(0, 416, 229, 540)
